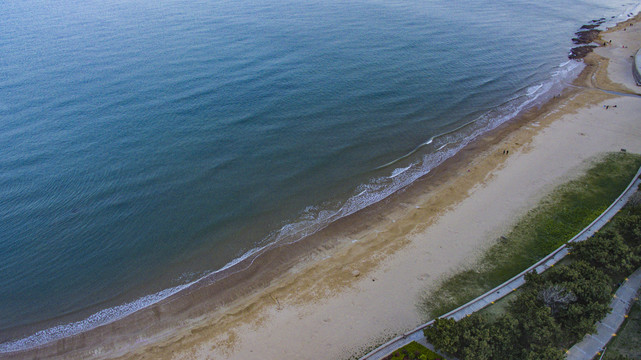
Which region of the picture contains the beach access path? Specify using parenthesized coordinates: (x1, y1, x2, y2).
(566, 268, 641, 360)
(360, 166, 641, 360)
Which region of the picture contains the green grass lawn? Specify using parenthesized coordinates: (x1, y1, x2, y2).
(384, 341, 445, 360)
(421, 152, 641, 318)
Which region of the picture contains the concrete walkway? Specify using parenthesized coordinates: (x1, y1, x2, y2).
(360, 166, 641, 360)
(566, 268, 641, 360)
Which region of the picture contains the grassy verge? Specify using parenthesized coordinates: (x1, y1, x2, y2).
(421, 152, 641, 318)
(384, 341, 444, 360)
(423, 193, 641, 359)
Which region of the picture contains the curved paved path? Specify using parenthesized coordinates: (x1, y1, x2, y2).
(360, 165, 641, 360)
(566, 268, 641, 360)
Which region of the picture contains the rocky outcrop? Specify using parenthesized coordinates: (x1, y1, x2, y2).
(572, 29, 601, 44)
(568, 19, 605, 60)
(580, 24, 600, 30)
(569, 45, 597, 60)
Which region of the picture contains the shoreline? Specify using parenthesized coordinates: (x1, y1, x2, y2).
(0, 51, 582, 355)
(0, 88, 588, 358)
(0, 25, 582, 358)
(5, 13, 641, 360)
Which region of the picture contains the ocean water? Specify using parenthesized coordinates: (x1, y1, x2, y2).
(1, 0, 640, 351)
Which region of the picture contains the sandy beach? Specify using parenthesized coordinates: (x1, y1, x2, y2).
(8, 13, 641, 360)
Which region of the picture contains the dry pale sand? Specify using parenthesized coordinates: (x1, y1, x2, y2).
(11, 14, 641, 360)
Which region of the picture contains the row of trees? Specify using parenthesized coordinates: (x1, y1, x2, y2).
(423, 193, 641, 360)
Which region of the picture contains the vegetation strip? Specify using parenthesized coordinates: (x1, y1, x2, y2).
(424, 153, 641, 318)
(424, 194, 641, 359)
(360, 153, 641, 360)
(382, 341, 443, 360)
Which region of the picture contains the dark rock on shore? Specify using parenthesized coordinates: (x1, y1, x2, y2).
(571, 18, 606, 46)
(568, 18, 607, 59)
(572, 29, 601, 44)
(569, 45, 597, 59)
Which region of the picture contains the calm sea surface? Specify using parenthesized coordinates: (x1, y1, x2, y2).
(1, 0, 639, 351)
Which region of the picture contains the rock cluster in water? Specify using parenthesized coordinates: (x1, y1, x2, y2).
(569, 45, 598, 59)
(572, 29, 601, 44)
(569, 18, 606, 60)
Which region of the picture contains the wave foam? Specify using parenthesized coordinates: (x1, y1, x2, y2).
(0, 284, 190, 353)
